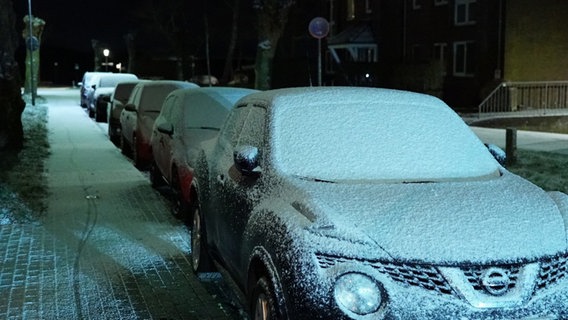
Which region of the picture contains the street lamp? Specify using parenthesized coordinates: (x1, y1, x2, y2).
(103, 49, 110, 71)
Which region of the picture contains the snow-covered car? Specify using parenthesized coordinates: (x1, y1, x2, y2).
(106, 80, 144, 145)
(79, 71, 109, 109)
(190, 87, 568, 319)
(120, 80, 198, 168)
(86, 73, 138, 122)
(150, 87, 258, 219)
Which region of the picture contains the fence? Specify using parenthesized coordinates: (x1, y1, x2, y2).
(478, 81, 568, 116)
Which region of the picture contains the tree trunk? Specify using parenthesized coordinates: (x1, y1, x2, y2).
(22, 15, 45, 97)
(254, 0, 293, 90)
(0, 0, 25, 150)
(221, 0, 240, 85)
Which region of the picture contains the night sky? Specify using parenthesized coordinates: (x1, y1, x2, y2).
(13, 0, 137, 83)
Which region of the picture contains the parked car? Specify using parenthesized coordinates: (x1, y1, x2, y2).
(86, 73, 138, 122)
(150, 87, 258, 219)
(120, 80, 198, 168)
(79, 71, 108, 108)
(105, 80, 144, 145)
(190, 87, 568, 319)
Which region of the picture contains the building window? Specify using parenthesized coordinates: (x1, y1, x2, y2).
(434, 0, 448, 5)
(455, 0, 476, 25)
(433, 43, 447, 62)
(347, 0, 355, 20)
(453, 41, 475, 76)
(413, 0, 421, 10)
(433, 42, 448, 75)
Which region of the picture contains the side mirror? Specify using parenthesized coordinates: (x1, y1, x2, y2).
(124, 103, 137, 112)
(233, 145, 261, 176)
(91, 84, 96, 90)
(157, 122, 174, 135)
(100, 95, 111, 103)
(485, 143, 506, 166)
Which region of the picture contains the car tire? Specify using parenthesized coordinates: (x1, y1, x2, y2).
(250, 277, 278, 320)
(120, 135, 131, 156)
(108, 125, 119, 146)
(191, 203, 214, 273)
(171, 171, 189, 220)
(95, 101, 107, 122)
(150, 162, 166, 188)
(132, 135, 141, 168)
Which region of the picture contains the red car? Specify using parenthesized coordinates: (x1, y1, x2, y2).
(150, 87, 258, 219)
(119, 80, 198, 168)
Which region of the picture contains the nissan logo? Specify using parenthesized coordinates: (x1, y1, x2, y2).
(481, 268, 511, 296)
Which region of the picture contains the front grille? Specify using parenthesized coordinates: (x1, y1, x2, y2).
(316, 252, 568, 298)
(536, 254, 568, 290)
(462, 265, 520, 293)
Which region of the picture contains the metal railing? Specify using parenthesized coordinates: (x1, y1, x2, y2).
(478, 81, 568, 116)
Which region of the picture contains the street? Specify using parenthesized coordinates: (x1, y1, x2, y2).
(0, 88, 244, 320)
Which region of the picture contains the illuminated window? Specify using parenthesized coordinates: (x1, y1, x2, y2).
(455, 0, 477, 25)
(453, 41, 475, 76)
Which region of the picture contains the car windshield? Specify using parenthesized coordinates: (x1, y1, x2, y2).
(271, 100, 500, 182)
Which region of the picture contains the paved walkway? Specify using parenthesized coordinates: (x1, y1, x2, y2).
(1, 88, 233, 319)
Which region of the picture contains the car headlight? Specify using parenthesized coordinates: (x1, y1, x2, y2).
(334, 272, 382, 315)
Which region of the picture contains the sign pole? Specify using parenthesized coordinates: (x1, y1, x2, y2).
(308, 17, 329, 87)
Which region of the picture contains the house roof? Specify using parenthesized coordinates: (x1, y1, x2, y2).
(327, 23, 376, 48)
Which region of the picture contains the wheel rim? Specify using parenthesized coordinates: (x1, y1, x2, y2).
(191, 207, 201, 271)
(254, 293, 270, 320)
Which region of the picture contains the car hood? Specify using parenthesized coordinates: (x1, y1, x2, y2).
(287, 172, 567, 264)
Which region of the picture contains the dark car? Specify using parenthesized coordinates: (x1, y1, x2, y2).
(150, 87, 258, 218)
(190, 87, 568, 319)
(106, 80, 143, 145)
(86, 73, 138, 121)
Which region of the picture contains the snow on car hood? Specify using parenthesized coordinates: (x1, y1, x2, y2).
(287, 171, 567, 264)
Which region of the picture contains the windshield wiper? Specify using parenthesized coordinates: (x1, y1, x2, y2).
(294, 175, 336, 184)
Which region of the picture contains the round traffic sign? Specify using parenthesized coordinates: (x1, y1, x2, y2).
(308, 17, 330, 39)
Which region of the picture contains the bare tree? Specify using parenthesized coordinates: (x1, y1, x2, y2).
(253, 0, 295, 90)
(0, 0, 25, 150)
(221, 0, 240, 84)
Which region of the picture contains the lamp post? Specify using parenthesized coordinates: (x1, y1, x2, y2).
(103, 49, 110, 71)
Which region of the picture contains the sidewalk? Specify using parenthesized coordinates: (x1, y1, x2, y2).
(471, 126, 568, 155)
(0, 88, 232, 319)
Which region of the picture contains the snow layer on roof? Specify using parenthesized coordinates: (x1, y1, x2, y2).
(266, 87, 500, 182)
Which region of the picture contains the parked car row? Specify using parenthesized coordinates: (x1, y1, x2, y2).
(86, 82, 568, 319)
(80, 72, 138, 122)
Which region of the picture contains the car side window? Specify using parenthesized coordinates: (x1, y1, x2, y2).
(237, 105, 266, 149)
(170, 99, 183, 132)
(219, 105, 249, 148)
(160, 96, 175, 123)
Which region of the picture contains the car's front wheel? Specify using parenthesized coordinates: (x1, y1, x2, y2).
(191, 203, 213, 273)
(250, 277, 278, 320)
(120, 134, 131, 156)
